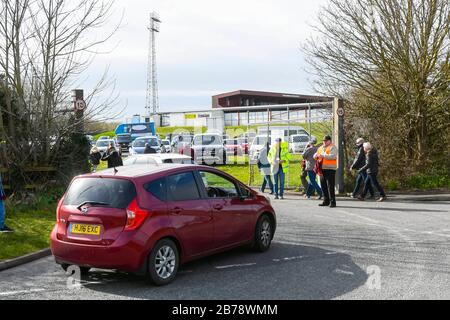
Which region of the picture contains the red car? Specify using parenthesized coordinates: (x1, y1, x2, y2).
(50, 164, 276, 285)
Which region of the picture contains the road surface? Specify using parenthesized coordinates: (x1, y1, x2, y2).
(0, 194, 449, 300)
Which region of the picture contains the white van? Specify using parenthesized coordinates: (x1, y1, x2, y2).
(249, 135, 270, 164)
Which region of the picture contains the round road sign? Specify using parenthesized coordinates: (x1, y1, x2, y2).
(337, 107, 345, 117)
(75, 99, 86, 112)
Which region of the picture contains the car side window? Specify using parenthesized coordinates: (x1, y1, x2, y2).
(144, 178, 166, 201)
(199, 171, 238, 198)
(167, 172, 201, 201)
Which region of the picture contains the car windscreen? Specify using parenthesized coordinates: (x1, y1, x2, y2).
(117, 135, 131, 142)
(63, 178, 137, 209)
(133, 138, 158, 148)
(96, 140, 111, 147)
(293, 136, 309, 143)
(193, 135, 222, 146)
(162, 140, 170, 145)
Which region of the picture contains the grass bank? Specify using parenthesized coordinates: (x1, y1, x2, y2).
(0, 192, 59, 261)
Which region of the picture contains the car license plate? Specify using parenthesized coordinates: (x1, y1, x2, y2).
(70, 224, 101, 236)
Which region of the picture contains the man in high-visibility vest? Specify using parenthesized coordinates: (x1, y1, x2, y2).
(314, 135, 338, 208)
(268, 138, 291, 200)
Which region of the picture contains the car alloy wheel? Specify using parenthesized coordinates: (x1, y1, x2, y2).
(261, 220, 272, 248)
(254, 215, 273, 252)
(148, 239, 179, 286)
(155, 246, 176, 279)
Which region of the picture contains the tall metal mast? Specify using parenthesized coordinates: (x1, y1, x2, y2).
(146, 12, 161, 117)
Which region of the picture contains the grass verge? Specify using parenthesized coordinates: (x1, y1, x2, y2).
(0, 193, 58, 262)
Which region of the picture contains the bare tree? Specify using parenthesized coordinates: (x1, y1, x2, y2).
(303, 0, 450, 177)
(0, 0, 123, 188)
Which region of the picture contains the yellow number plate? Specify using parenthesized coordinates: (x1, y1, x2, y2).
(70, 224, 101, 236)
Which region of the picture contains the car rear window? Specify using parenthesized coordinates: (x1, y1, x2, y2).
(63, 178, 137, 209)
(144, 178, 167, 201)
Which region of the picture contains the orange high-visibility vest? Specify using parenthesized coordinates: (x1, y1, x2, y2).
(317, 144, 337, 170)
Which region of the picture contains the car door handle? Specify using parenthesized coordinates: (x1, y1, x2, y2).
(170, 207, 183, 214)
(213, 204, 223, 211)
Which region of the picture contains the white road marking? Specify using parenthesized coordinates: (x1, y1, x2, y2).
(215, 263, 257, 269)
(272, 256, 306, 262)
(0, 288, 46, 296)
(334, 269, 355, 276)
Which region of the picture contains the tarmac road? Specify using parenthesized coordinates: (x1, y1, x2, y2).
(0, 194, 449, 300)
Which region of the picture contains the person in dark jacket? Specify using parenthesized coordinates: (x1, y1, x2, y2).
(102, 144, 123, 169)
(358, 142, 386, 202)
(89, 147, 102, 172)
(350, 138, 374, 198)
(0, 174, 13, 233)
(144, 143, 156, 154)
(302, 138, 322, 199)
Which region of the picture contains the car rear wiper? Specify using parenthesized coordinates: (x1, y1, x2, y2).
(77, 201, 110, 211)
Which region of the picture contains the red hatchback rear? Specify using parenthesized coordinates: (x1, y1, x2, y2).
(51, 164, 276, 285)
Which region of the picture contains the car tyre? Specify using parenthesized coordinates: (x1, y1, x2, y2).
(253, 214, 273, 252)
(148, 239, 179, 286)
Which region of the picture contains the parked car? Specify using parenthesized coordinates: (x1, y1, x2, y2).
(238, 137, 249, 154)
(123, 154, 195, 166)
(96, 139, 121, 156)
(129, 136, 161, 155)
(50, 164, 276, 285)
(289, 134, 312, 154)
(97, 136, 111, 141)
(171, 135, 193, 155)
(249, 135, 270, 164)
(160, 139, 171, 153)
(116, 134, 132, 153)
(191, 133, 227, 165)
(224, 139, 243, 156)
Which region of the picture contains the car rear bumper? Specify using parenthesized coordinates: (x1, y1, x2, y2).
(50, 226, 147, 273)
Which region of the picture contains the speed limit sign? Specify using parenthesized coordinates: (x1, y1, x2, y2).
(75, 99, 86, 112)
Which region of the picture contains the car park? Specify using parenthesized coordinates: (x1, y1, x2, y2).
(116, 134, 132, 153)
(50, 164, 276, 285)
(160, 139, 171, 153)
(171, 135, 193, 155)
(289, 134, 312, 153)
(123, 154, 195, 166)
(96, 139, 121, 156)
(191, 133, 227, 165)
(129, 136, 161, 155)
(224, 139, 243, 156)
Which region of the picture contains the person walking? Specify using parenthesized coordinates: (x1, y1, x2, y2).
(350, 138, 374, 198)
(89, 147, 102, 173)
(314, 135, 338, 208)
(268, 138, 291, 200)
(257, 142, 274, 194)
(300, 159, 309, 195)
(0, 174, 13, 233)
(358, 142, 387, 202)
(102, 143, 123, 169)
(303, 138, 323, 200)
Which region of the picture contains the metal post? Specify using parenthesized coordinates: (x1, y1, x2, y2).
(287, 106, 290, 188)
(308, 104, 312, 137)
(333, 98, 345, 194)
(72, 89, 85, 134)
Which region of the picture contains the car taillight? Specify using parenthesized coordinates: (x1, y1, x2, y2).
(125, 198, 150, 231)
(56, 197, 64, 222)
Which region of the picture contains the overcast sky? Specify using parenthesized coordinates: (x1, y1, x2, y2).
(84, 0, 328, 118)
